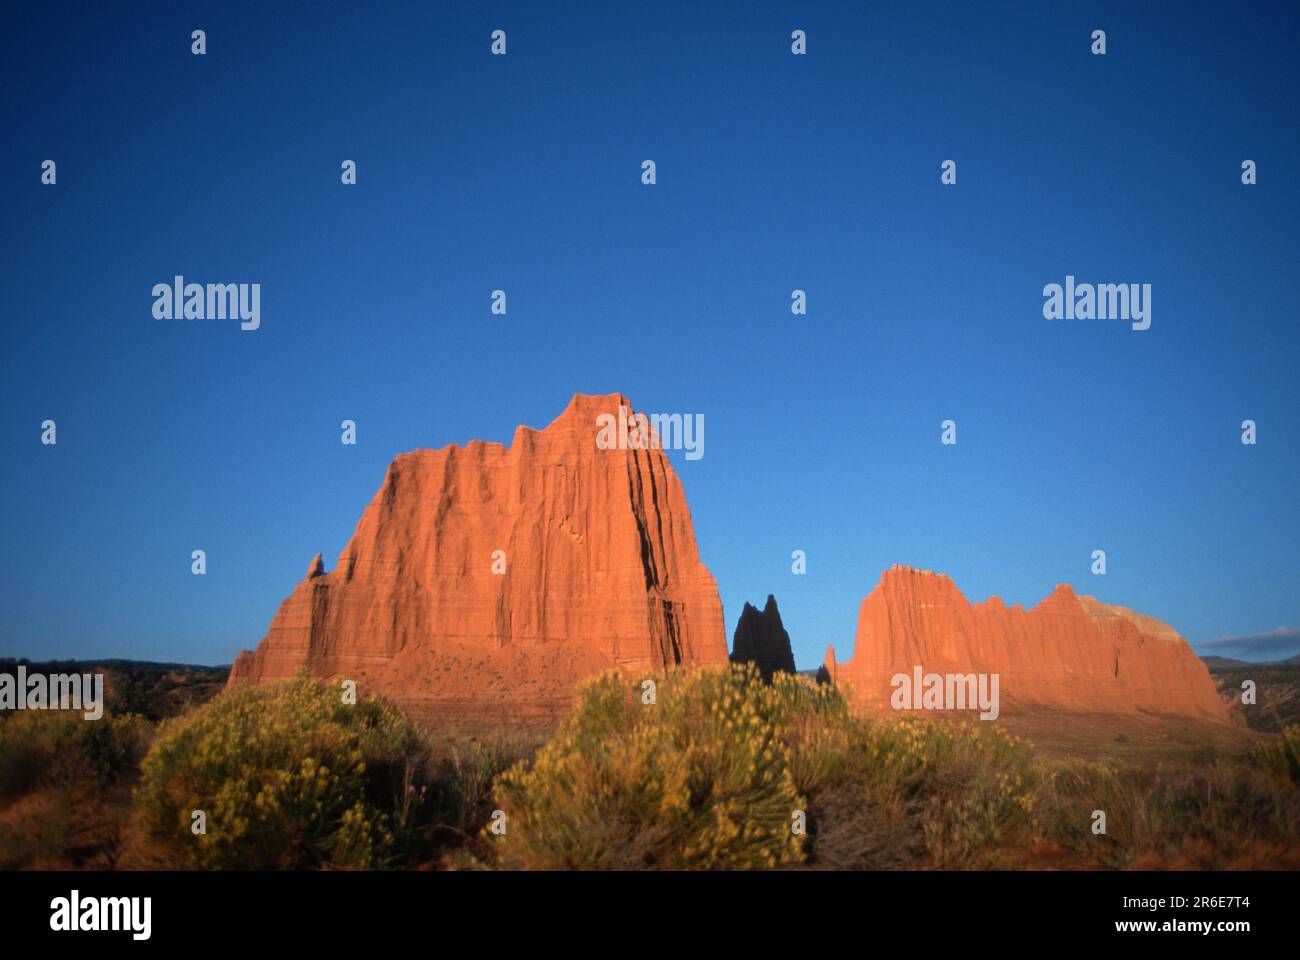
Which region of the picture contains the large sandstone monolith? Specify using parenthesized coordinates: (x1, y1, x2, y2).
(228, 393, 728, 723)
(823, 565, 1229, 722)
(730, 595, 796, 682)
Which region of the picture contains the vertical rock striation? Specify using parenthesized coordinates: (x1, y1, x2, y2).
(228, 393, 727, 722)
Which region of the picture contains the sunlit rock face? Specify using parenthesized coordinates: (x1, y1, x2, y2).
(822, 565, 1229, 722)
(228, 393, 727, 723)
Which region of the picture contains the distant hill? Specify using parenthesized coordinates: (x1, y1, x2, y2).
(1201, 656, 1250, 671)
(1201, 654, 1300, 673)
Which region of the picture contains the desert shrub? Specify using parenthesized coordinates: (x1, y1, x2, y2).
(0, 711, 151, 802)
(1253, 725, 1300, 785)
(492, 663, 820, 869)
(0, 715, 55, 801)
(0, 796, 74, 870)
(54, 713, 152, 788)
(0, 711, 151, 869)
(426, 736, 539, 838)
(802, 717, 1038, 868)
(492, 664, 1043, 870)
(904, 722, 1037, 865)
(135, 674, 430, 870)
(778, 678, 855, 795)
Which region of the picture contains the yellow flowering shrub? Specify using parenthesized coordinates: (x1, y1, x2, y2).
(135, 674, 427, 870)
(863, 719, 1036, 865)
(796, 714, 1039, 868)
(492, 663, 823, 869)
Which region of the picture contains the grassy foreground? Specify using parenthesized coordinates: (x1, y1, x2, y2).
(1, 666, 1297, 870)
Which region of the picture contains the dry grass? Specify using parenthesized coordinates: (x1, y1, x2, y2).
(2, 669, 1297, 871)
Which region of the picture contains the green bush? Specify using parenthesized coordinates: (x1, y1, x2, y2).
(492, 663, 821, 869)
(135, 674, 430, 870)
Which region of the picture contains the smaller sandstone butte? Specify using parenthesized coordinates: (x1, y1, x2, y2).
(731, 595, 797, 682)
(824, 565, 1230, 722)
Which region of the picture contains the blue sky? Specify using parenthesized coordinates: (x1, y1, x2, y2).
(2, 1, 1297, 667)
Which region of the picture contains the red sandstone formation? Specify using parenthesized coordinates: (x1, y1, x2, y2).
(730, 595, 796, 682)
(823, 565, 1229, 721)
(228, 393, 727, 722)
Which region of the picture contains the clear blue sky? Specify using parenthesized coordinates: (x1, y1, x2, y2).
(2, 2, 1297, 667)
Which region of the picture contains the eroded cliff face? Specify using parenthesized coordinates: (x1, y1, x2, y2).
(228, 393, 727, 722)
(823, 565, 1229, 722)
(730, 595, 796, 682)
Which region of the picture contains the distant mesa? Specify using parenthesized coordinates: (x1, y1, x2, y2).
(228, 393, 727, 723)
(730, 594, 796, 682)
(821, 565, 1230, 722)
